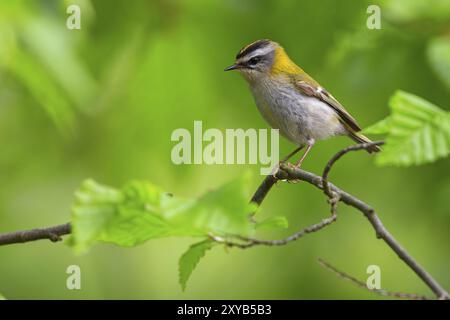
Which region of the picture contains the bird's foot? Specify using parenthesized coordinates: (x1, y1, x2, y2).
(282, 162, 301, 184)
(271, 162, 291, 181)
(294, 158, 305, 169)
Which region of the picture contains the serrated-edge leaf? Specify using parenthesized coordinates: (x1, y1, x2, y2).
(391, 90, 443, 115)
(69, 175, 257, 252)
(179, 240, 214, 291)
(375, 91, 450, 166)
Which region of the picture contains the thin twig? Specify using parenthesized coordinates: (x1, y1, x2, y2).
(276, 144, 449, 300)
(317, 258, 429, 300)
(320, 141, 449, 299)
(0, 223, 71, 245)
(214, 141, 449, 299)
(322, 141, 385, 197)
(216, 173, 341, 249)
(210, 210, 338, 249)
(0, 142, 448, 300)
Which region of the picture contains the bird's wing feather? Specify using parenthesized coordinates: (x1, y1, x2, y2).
(292, 75, 361, 132)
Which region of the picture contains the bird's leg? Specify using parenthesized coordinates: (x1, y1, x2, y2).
(270, 145, 304, 178)
(295, 139, 315, 168)
(282, 145, 304, 162)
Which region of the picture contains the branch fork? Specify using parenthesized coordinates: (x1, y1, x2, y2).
(0, 141, 448, 300)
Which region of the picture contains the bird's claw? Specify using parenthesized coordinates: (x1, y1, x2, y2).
(274, 162, 301, 183)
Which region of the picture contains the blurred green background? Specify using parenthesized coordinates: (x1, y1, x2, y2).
(0, 0, 449, 299)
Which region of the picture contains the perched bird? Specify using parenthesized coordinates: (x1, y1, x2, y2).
(225, 39, 379, 168)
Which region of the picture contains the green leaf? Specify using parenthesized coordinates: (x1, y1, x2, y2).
(178, 240, 215, 291)
(171, 174, 258, 237)
(375, 91, 450, 166)
(427, 36, 450, 91)
(68, 179, 126, 252)
(69, 179, 188, 252)
(68, 174, 264, 252)
(362, 117, 392, 135)
(0, 293, 5, 300)
(256, 216, 289, 230)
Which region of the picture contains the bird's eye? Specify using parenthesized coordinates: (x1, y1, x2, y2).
(248, 56, 261, 65)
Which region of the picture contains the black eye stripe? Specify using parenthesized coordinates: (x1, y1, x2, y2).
(248, 55, 263, 65)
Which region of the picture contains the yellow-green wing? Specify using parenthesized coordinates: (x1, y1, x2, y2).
(292, 74, 361, 132)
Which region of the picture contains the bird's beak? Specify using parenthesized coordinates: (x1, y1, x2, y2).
(224, 64, 239, 71)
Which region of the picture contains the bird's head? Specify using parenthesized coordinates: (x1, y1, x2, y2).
(225, 39, 302, 82)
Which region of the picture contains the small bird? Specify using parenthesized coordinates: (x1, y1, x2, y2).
(225, 39, 379, 168)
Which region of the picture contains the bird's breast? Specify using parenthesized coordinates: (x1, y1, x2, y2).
(249, 79, 345, 144)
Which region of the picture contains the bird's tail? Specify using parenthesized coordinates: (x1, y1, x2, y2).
(348, 131, 381, 153)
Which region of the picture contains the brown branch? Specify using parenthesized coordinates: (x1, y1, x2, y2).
(0, 142, 448, 300)
(216, 146, 340, 249)
(317, 258, 429, 300)
(210, 209, 338, 249)
(213, 141, 449, 300)
(214, 175, 340, 249)
(250, 175, 277, 207)
(250, 146, 303, 206)
(319, 141, 449, 300)
(0, 223, 71, 245)
(322, 141, 385, 197)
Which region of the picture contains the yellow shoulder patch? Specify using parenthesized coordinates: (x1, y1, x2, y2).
(270, 47, 303, 75)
